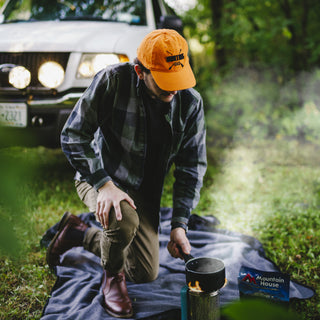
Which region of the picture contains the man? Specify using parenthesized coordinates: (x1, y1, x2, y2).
(47, 29, 207, 318)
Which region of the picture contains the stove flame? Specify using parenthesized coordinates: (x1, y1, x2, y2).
(188, 281, 203, 292)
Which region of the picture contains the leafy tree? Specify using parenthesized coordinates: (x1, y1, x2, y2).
(183, 0, 320, 77)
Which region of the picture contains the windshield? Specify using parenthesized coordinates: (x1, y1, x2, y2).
(1, 0, 146, 25)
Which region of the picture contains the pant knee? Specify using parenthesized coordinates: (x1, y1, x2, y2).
(116, 201, 139, 242)
(125, 251, 159, 283)
(126, 263, 159, 283)
(142, 265, 159, 282)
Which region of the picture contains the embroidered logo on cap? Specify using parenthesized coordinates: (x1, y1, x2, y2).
(166, 50, 184, 70)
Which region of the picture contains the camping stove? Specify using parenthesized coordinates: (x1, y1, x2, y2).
(180, 254, 225, 320)
(181, 285, 221, 320)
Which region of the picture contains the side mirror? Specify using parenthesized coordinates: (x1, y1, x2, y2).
(158, 15, 183, 34)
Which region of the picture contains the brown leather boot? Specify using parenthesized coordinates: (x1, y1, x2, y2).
(46, 212, 89, 269)
(102, 270, 133, 318)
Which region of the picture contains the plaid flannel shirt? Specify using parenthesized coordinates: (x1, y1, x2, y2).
(61, 63, 207, 224)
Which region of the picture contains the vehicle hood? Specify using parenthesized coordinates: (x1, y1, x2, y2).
(0, 21, 150, 58)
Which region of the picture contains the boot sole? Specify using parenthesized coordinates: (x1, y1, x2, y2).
(46, 211, 72, 270)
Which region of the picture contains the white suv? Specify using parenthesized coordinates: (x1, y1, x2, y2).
(0, 0, 182, 147)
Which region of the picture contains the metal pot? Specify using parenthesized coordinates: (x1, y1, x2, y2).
(180, 250, 225, 293)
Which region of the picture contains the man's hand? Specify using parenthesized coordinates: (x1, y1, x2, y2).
(96, 181, 136, 229)
(167, 227, 191, 259)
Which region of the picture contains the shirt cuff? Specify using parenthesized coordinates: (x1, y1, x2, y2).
(172, 208, 191, 223)
(87, 169, 112, 190)
(171, 221, 188, 233)
(171, 208, 191, 233)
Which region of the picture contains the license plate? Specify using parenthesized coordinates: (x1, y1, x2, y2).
(0, 103, 27, 128)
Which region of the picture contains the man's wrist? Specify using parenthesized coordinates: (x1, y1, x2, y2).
(98, 180, 114, 192)
(171, 221, 188, 233)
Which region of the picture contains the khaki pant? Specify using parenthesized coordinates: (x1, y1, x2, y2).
(75, 181, 159, 283)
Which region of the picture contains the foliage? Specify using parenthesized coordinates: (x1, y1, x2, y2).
(0, 147, 87, 319)
(222, 298, 301, 320)
(182, 0, 320, 77)
(201, 67, 320, 147)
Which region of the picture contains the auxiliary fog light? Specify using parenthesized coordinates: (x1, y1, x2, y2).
(38, 61, 65, 88)
(77, 53, 129, 78)
(8, 66, 31, 89)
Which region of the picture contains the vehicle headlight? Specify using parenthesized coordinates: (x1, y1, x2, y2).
(77, 53, 129, 78)
(38, 61, 65, 88)
(8, 66, 31, 89)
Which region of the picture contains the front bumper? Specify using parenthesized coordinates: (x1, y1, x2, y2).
(1, 92, 82, 148)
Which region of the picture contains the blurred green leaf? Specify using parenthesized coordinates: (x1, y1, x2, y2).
(222, 299, 301, 320)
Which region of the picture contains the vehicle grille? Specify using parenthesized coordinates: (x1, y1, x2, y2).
(0, 52, 70, 89)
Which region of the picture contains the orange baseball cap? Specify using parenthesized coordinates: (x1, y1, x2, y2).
(137, 29, 196, 91)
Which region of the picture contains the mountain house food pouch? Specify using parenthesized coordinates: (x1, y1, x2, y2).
(238, 266, 290, 303)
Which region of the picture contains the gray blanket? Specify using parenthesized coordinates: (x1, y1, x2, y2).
(40, 209, 314, 320)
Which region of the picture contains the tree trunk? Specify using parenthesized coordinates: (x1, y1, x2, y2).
(280, 0, 309, 72)
(210, 0, 227, 69)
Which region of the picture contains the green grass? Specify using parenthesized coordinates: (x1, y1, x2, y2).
(204, 140, 320, 319)
(0, 139, 319, 319)
(0, 147, 87, 320)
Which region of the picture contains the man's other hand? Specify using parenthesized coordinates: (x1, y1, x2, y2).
(167, 227, 191, 259)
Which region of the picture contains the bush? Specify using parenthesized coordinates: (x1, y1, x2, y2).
(203, 67, 320, 147)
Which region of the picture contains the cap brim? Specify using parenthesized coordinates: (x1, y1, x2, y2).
(150, 62, 196, 91)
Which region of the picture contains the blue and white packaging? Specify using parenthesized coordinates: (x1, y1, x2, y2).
(238, 266, 290, 303)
